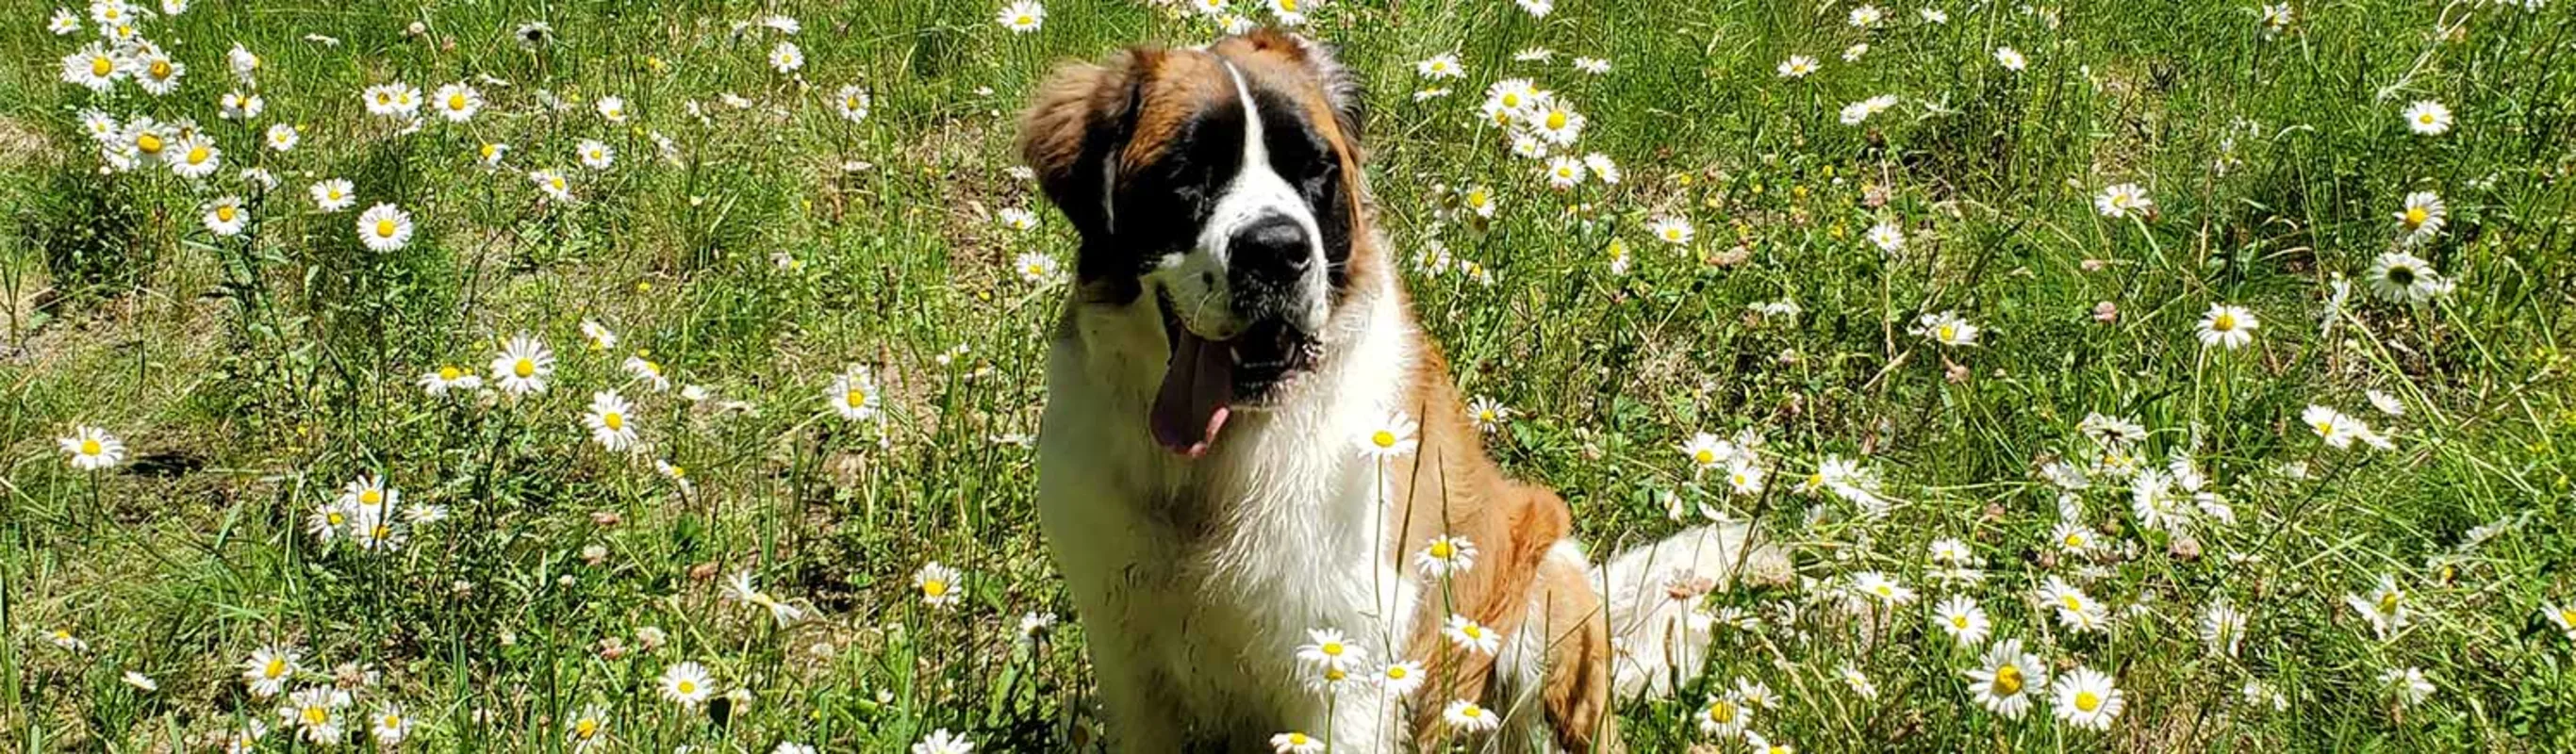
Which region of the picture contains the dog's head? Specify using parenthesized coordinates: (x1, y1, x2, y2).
(1019, 30, 1372, 457)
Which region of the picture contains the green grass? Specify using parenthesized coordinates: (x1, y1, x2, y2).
(2, 0, 2573, 750)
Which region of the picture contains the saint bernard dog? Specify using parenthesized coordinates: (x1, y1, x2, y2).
(1019, 29, 1789, 752)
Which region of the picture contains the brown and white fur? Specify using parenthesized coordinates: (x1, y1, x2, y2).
(1020, 30, 1787, 752)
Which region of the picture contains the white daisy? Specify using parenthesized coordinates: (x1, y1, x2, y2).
(490, 334, 555, 396)
(355, 204, 414, 252)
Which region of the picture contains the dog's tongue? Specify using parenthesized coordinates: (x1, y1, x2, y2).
(1150, 329, 1234, 457)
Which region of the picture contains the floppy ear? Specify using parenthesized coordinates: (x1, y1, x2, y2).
(1232, 29, 1365, 154)
(1017, 49, 1160, 243)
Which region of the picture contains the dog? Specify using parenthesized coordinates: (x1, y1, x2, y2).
(1019, 29, 1788, 752)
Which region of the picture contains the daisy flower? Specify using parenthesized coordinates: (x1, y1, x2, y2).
(311, 179, 356, 211)
(220, 91, 264, 121)
(1270, 731, 1324, 754)
(2401, 100, 2451, 136)
(279, 686, 351, 745)
(1442, 699, 1501, 732)
(242, 645, 300, 697)
(49, 629, 87, 652)
(167, 135, 221, 178)
(1850, 571, 1916, 607)
(204, 196, 247, 236)
(2201, 598, 2247, 657)
(2394, 190, 2445, 246)
(1544, 155, 1587, 189)
(416, 364, 480, 397)
(1647, 216, 1694, 246)
(2196, 304, 2257, 350)
(768, 41, 804, 74)
(1965, 638, 2044, 718)
(1416, 53, 1464, 79)
(2039, 576, 2107, 632)
(361, 82, 421, 118)
(657, 662, 716, 708)
(1995, 46, 2028, 72)
(131, 49, 184, 95)
(1776, 55, 1818, 78)
(725, 571, 807, 627)
(1414, 534, 1478, 578)
(1356, 409, 1418, 459)
(567, 704, 609, 749)
(1933, 595, 1990, 645)
(583, 390, 640, 451)
(828, 367, 882, 420)
(576, 139, 615, 170)
(1465, 396, 1511, 433)
(1296, 628, 1365, 673)
(58, 425, 125, 470)
(1911, 311, 1981, 347)
(1696, 693, 1752, 737)
(594, 95, 627, 123)
(1839, 663, 1879, 699)
(356, 204, 414, 252)
(834, 85, 872, 123)
(1461, 186, 1497, 218)
(1865, 221, 1905, 253)
(122, 670, 157, 691)
(997, 0, 1044, 32)
(2051, 666, 2123, 730)
(2302, 404, 2387, 451)
(2365, 251, 2447, 303)
(1528, 101, 1586, 145)
(2542, 602, 2575, 642)
(2381, 666, 2434, 706)
(1511, 0, 1552, 17)
(1015, 253, 1063, 286)
(1444, 614, 1501, 655)
(915, 561, 962, 608)
(913, 729, 974, 754)
(622, 355, 669, 391)
(265, 123, 299, 152)
(1583, 153, 1622, 185)
(1573, 57, 1610, 74)
(491, 334, 555, 396)
(2343, 574, 2412, 640)
(2261, 3, 2294, 33)
(520, 169, 572, 203)
(370, 705, 413, 746)
(2093, 183, 2152, 218)
(1377, 660, 1426, 697)
(434, 83, 482, 122)
(48, 8, 79, 34)
(1847, 4, 1883, 26)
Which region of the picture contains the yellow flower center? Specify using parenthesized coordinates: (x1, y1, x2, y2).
(2404, 207, 2429, 227)
(1324, 667, 1346, 681)
(1386, 665, 1409, 680)
(371, 524, 390, 539)
(1708, 700, 1736, 723)
(1953, 615, 1970, 629)
(2419, 113, 2436, 124)
(1321, 642, 1344, 656)
(1502, 93, 1521, 107)
(1371, 430, 1397, 449)
(576, 719, 599, 737)
(1664, 229, 1682, 241)
(137, 133, 163, 153)
(1875, 584, 1894, 597)
(265, 658, 286, 678)
(1994, 664, 2023, 695)
(302, 706, 329, 725)
(383, 713, 402, 727)
(2074, 690, 2102, 713)
(676, 680, 696, 695)
(1467, 189, 1488, 207)
(438, 366, 461, 381)
(449, 93, 469, 110)
(375, 219, 398, 238)
(1693, 449, 1717, 466)
(360, 489, 383, 505)
(603, 412, 623, 431)
(923, 580, 949, 598)
(514, 358, 536, 378)
(91, 57, 115, 76)
(1461, 705, 1483, 718)
(328, 512, 345, 525)
(1462, 624, 1482, 639)
(2561, 609, 2576, 626)
(2060, 595, 2083, 612)
(2312, 420, 2336, 436)
(2065, 533, 2084, 548)
(1016, 14, 1033, 24)
(1428, 541, 1454, 559)
(550, 177, 568, 191)
(1938, 324, 1958, 342)
(845, 389, 867, 408)
(149, 60, 171, 78)
(184, 145, 209, 164)
(328, 188, 344, 201)
(80, 439, 102, 456)
(2378, 592, 2400, 614)
(217, 206, 238, 221)
(480, 143, 498, 159)
(2213, 312, 2236, 331)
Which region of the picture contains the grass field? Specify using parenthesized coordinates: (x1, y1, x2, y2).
(4, 0, 2575, 750)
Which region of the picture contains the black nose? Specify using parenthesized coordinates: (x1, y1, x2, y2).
(1231, 215, 1312, 275)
